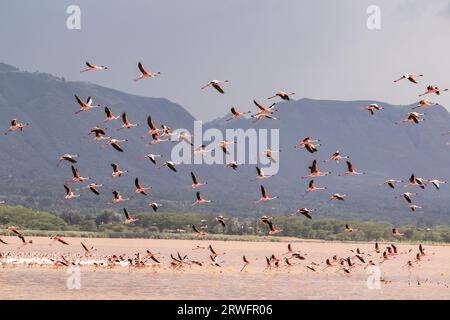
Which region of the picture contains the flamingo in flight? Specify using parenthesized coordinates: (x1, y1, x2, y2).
(105, 138, 127, 152)
(306, 179, 326, 193)
(192, 225, 207, 236)
(112, 190, 130, 204)
(110, 163, 128, 178)
(301, 160, 331, 179)
(201, 80, 229, 94)
(262, 149, 278, 163)
(64, 185, 80, 200)
(102, 106, 120, 123)
(82, 183, 102, 195)
(215, 216, 226, 228)
(74, 95, 101, 114)
(338, 161, 365, 176)
(192, 192, 211, 206)
(4, 118, 29, 135)
(295, 137, 321, 153)
(396, 112, 425, 124)
(412, 99, 439, 109)
(57, 154, 79, 167)
(324, 150, 349, 163)
(70, 166, 90, 183)
(123, 208, 138, 224)
(383, 179, 403, 189)
(142, 116, 160, 138)
(80, 242, 97, 256)
(172, 131, 193, 146)
(344, 224, 354, 232)
(218, 140, 234, 154)
(251, 113, 278, 123)
(253, 100, 277, 114)
(296, 207, 315, 219)
(409, 205, 422, 212)
(330, 193, 346, 201)
(225, 107, 251, 122)
(134, 62, 161, 81)
(135, 178, 151, 195)
(364, 104, 384, 115)
(160, 161, 177, 172)
(80, 62, 108, 72)
(419, 85, 448, 96)
(393, 73, 423, 84)
(404, 174, 426, 189)
(191, 172, 207, 189)
(392, 228, 404, 237)
(88, 127, 110, 142)
(149, 202, 161, 212)
(255, 185, 279, 203)
(255, 166, 272, 180)
(146, 153, 161, 165)
(428, 179, 447, 190)
(399, 192, 417, 204)
(117, 113, 138, 130)
(50, 236, 69, 245)
(268, 91, 295, 101)
(241, 256, 250, 272)
(259, 217, 281, 235)
(225, 161, 239, 170)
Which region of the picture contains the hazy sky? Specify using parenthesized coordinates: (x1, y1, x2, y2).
(1, 0, 450, 121)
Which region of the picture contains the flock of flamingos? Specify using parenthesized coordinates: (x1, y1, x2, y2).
(0, 62, 448, 278)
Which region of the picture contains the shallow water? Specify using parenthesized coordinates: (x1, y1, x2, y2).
(0, 237, 449, 299)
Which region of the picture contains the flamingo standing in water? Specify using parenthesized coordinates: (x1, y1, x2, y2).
(134, 62, 161, 81)
(201, 80, 229, 94)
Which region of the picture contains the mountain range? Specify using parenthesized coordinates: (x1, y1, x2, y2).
(1, 62, 449, 226)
